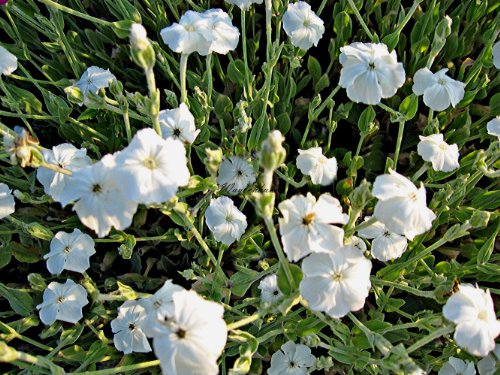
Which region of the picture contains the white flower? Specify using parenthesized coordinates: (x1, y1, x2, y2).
(372, 169, 436, 241)
(358, 217, 408, 261)
(225, 0, 263, 11)
(300, 246, 372, 318)
(36, 143, 92, 205)
(282, 2, 325, 50)
(486, 117, 500, 140)
(60, 154, 138, 238)
(268, 340, 316, 375)
(44, 229, 96, 275)
(417, 134, 460, 172)
(203, 9, 240, 54)
(443, 284, 500, 357)
(258, 274, 283, 305)
(159, 103, 200, 144)
(152, 290, 227, 375)
(0, 45, 18, 76)
(216, 156, 256, 194)
(205, 196, 247, 245)
(438, 357, 476, 375)
(115, 128, 190, 205)
(278, 193, 348, 262)
(339, 42, 406, 105)
(0, 183, 15, 219)
(111, 300, 152, 354)
(412, 68, 465, 112)
(296, 147, 338, 186)
(344, 235, 367, 253)
(141, 280, 185, 337)
(160, 11, 212, 55)
(478, 344, 500, 375)
(492, 41, 500, 69)
(129, 23, 149, 51)
(74, 66, 116, 98)
(36, 279, 89, 325)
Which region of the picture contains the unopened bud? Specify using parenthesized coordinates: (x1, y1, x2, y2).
(25, 222, 53, 241)
(3, 127, 39, 168)
(259, 130, 286, 172)
(64, 86, 84, 105)
(129, 23, 150, 51)
(205, 147, 223, 177)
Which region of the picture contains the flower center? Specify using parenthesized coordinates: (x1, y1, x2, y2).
(184, 25, 195, 32)
(92, 183, 102, 194)
(408, 192, 418, 201)
(302, 212, 316, 226)
(289, 361, 297, 368)
(128, 323, 136, 331)
(438, 78, 446, 86)
(86, 78, 92, 84)
(63, 246, 71, 254)
(478, 310, 488, 321)
(173, 128, 181, 137)
(143, 157, 158, 170)
(225, 214, 234, 223)
(438, 142, 448, 151)
(303, 18, 311, 27)
(57, 296, 65, 304)
(273, 290, 279, 296)
(368, 62, 376, 70)
(176, 328, 187, 339)
(383, 231, 391, 237)
(332, 272, 343, 282)
(153, 300, 162, 309)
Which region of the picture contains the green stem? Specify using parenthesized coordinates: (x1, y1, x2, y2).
(206, 53, 213, 106)
(406, 325, 454, 354)
(317, 0, 329, 15)
(275, 170, 307, 188)
(265, 0, 272, 63)
(264, 217, 294, 288)
(346, 0, 375, 42)
(411, 163, 429, 182)
(37, 0, 113, 26)
(179, 53, 189, 104)
(0, 322, 53, 351)
(392, 121, 405, 171)
(241, 11, 253, 100)
(70, 360, 161, 375)
(351, 216, 377, 234)
(393, 0, 422, 36)
(371, 278, 438, 300)
(145, 67, 161, 135)
(38, 161, 72, 176)
(227, 313, 260, 331)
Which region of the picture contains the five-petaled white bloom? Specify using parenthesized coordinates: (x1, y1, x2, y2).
(478, 344, 500, 375)
(300, 246, 372, 318)
(492, 41, 500, 69)
(36, 143, 92, 205)
(205, 196, 247, 245)
(412, 68, 465, 112)
(44, 228, 96, 275)
(159, 103, 200, 144)
(116, 128, 190, 205)
(486, 117, 500, 141)
(282, 2, 325, 50)
(225, 0, 263, 11)
(268, 340, 316, 375)
(142, 280, 184, 337)
(358, 216, 407, 261)
(258, 274, 283, 305)
(203, 9, 240, 54)
(217, 156, 256, 194)
(278, 193, 348, 262)
(296, 147, 338, 186)
(129, 23, 149, 51)
(0, 183, 15, 219)
(417, 133, 460, 172)
(37, 279, 89, 325)
(152, 289, 227, 375)
(443, 284, 500, 357)
(0, 45, 18, 76)
(73, 66, 116, 102)
(372, 169, 436, 241)
(160, 11, 212, 55)
(438, 357, 476, 375)
(339, 42, 406, 105)
(111, 300, 152, 354)
(61, 154, 138, 238)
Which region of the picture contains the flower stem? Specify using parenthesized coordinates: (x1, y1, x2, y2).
(346, 0, 375, 42)
(275, 170, 307, 188)
(371, 278, 438, 300)
(206, 53, 213, 106)
(227, 313, 260, 331)
(263, 217, 294, 288)
(38, 161, 72, 176)
(37, 0, 112, 26)
(317, 0, 329, 16)
(145, 67, 161, 135)
(69, 360, 161, 375)
(392, 121, 405, 171)
(406, 325, 454, 354)
(265, 0, 272, 62)
(179, 53, 189, 104)
(241, 11, 253, 100)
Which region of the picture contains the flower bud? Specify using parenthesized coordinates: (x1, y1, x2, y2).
(259, 130, 286, 172)
(64, 85, 84, 105)
(129, 23, 150, 51)
(25, 222, 53, 241)
(3, 127, 39, 168)
(204, 147, 223, 177)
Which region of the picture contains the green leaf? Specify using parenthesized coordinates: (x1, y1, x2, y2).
(227, 59, 246, 85)
(60, 324, 85, 346)
(399, 94, 419, 120)
(358, 106, 376, 133)
(382, 32, 400, 51)
(277, 263, 302, 296)
(307, 56, 321, 84)
(230, 269, 258, 297)
(0, 282, 33, 316)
